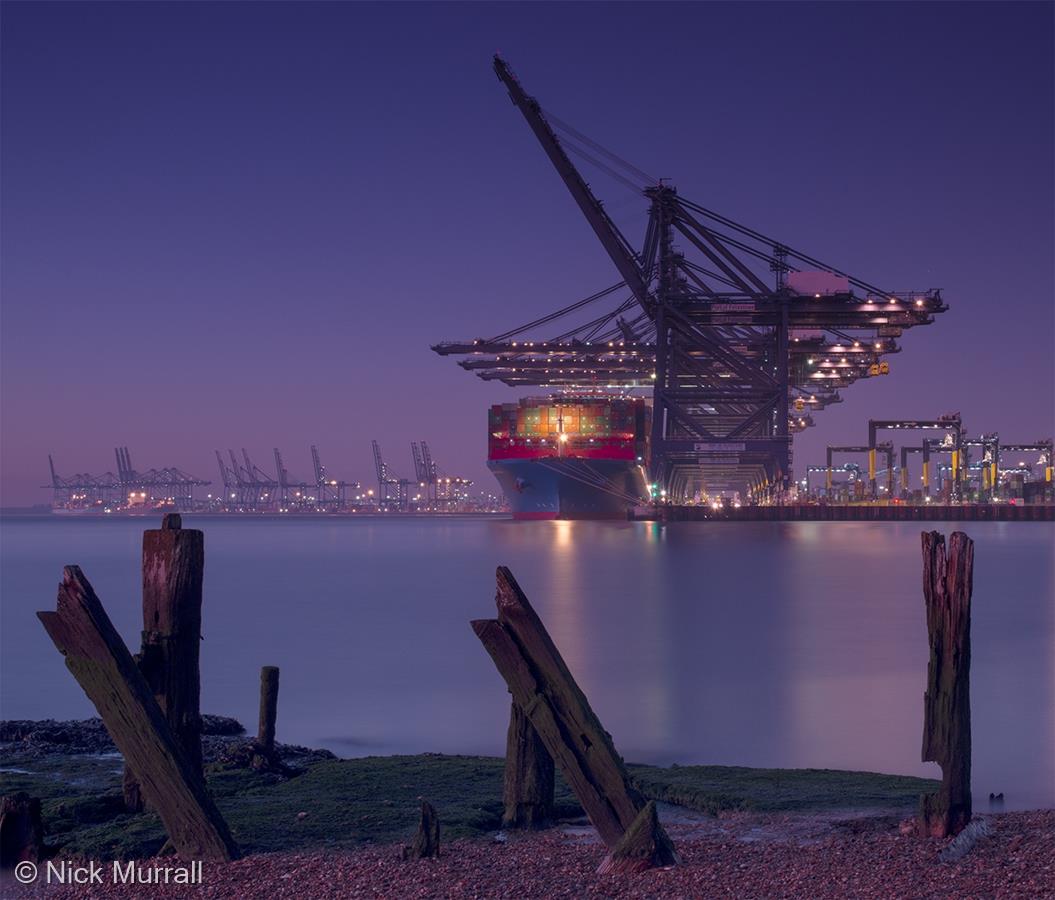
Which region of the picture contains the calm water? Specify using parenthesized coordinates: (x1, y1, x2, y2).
(2, 516, 1052, 809)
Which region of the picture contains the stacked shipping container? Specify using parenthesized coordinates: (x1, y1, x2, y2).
(488, 396, 649, 461)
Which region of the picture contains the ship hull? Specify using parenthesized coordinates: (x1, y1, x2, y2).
(488, 458, 649, 520)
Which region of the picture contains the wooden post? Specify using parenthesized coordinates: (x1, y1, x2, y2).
(38, 566, 239, 861)
(124, 513, 205, 812)
(403, 800, 440, 860)
(258, 666, 280, 752)
(597, 801, 678, 875)
(502, 701, 554, 829)
(472, 566, 678, 872)
(0, 794, 45, 868)
(919, 530, 973, 838)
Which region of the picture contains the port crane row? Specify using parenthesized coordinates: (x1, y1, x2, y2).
(810, 414, 1052, 504)
(434, 56, 949, 503)
(46, 443, 486, 514)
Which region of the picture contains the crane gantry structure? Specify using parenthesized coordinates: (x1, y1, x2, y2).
(434, 56, 949, 501)
(47, 447, 210, 510)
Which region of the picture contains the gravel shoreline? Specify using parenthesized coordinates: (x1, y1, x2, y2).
(7, 809, 1052, 899)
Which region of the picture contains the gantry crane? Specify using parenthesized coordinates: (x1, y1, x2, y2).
(372, 440, 409, 510)
(311, 444, 357, 509)
(868, 416, 962, 500)
(434, 57, 948, 502)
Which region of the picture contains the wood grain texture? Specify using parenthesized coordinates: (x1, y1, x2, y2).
(596, 801, 679, 874)
(38, 566, 239, 861)
(472, 566, 676, 871)
(919, 530, 973, 838)
(125, 516, 205, 811)
(502, 701, 554, 829)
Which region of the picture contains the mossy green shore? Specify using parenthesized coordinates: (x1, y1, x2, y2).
(1, 746, 937, 860)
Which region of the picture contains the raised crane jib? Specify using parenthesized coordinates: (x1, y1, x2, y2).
(493, 56, 652, 311)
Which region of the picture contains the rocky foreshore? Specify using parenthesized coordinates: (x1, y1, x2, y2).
(0, 717, 334, 769)
(3, 719, 1052, 898)
(6, 810, 1053, 899)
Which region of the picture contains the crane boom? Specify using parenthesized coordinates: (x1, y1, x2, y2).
(372, 440, 386, 482)
(273, 448, 288, 488)
(492, 56, 652, 311)
(411, 442, 425, 483)
(215, 450, 233, 490)
(311, 445, 325, 484)
(421, 441, 436, 485)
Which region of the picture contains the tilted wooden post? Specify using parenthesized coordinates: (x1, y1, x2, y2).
(124, 513, 204, 812)
(258, 666, 280, 752)
(919, 530, 973, 838)
(38, 566, 239, 861)
(472, 567, 677, 873)
(503, 701, 554, 829)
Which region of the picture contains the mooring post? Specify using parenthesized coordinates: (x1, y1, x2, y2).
(919, 530, 973, 838)
(0, 793, 46, 868)
(124, 513, 205, 812)
(258, 666, 280, 752)
(38, 566, 239, 860)
(502, 700, 554, 829)
(472, 566, 678, 873)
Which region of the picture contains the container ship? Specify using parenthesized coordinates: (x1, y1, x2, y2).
(488, 395, 651, 520)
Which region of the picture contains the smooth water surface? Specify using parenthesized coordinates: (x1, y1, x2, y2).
(2, 516, 1052, 809)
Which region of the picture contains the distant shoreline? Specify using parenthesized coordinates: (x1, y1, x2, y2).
(0, 509, 511, 520)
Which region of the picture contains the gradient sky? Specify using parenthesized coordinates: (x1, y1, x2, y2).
(2, 1, 1052, 506)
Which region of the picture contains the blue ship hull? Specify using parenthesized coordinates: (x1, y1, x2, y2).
(489, 458, 649, 520)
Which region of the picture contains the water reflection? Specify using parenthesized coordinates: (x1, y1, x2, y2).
(1, 516, 1051, 809)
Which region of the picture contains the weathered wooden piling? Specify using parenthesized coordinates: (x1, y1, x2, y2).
(597, 801, 678, 875)
(502, 701, 555, 829)
(472, 566, 678, 873)
(0, 793, 46, 868)
(124, 513, 205, 812)
(919, 530, 973, 838)
(38, 565, 239, 861)
(258, 666, 280, 752)
(403, 800, 440, 860)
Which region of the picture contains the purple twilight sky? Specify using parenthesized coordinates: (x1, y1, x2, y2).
(2, 1, 1052, 506)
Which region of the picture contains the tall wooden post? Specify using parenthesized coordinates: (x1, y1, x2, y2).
(502, 701, 554, 829)
(919, 530, 973, 838)
(258, 666, 280, 752)
(124, 513, 204, 812)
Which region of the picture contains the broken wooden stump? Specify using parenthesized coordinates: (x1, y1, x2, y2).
(124, 513, 205, 812)
(402, 800, 440, 860)
(919, 530, 973, 838)
(0, 793, 46, 868)
(249, 665, 291, 773)
(472, 566, 678, 873)
(596, 801, 677, 875)
(502, 701, 555, 829)
(258, 666, 280, 751)
(38, 565, 239, 861)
